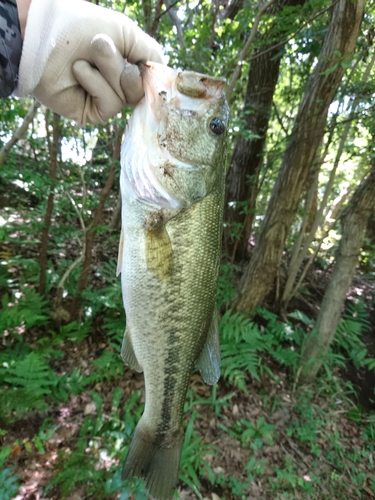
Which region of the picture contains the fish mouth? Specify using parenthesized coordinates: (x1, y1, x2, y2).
(121, 62, 228, 211)
(140, 61, 227, 111)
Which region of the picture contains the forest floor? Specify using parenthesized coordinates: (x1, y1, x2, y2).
(3, 314, 375, 500)
(1, 228, 375, 500)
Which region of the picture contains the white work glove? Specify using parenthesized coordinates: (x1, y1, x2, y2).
(14, 0, 165, 126)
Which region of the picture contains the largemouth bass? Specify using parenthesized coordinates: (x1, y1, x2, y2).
(117, 61, 229, 500)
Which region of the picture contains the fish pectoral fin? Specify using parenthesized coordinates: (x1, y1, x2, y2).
(121, 327, 142, 372)
(116, 229, 124, 277)
(145, 227, 173, 280)
(196, 308, 221, 385)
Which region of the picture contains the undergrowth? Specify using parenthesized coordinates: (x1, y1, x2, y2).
(1, 254, 375, 499)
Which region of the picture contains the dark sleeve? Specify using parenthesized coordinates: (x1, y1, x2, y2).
(0, 0, 23, 98)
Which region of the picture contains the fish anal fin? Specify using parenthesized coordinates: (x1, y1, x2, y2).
(116, 229, 124, 277)
(196, 308, 221, 385)
(121, 327, 142, 372)
(145, 227, 173, 280)
(122, 419, 183, 500)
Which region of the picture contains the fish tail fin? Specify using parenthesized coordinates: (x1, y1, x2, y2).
(122, 420, 183, 500)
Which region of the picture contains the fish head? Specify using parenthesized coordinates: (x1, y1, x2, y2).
(121, 62, 229, 210)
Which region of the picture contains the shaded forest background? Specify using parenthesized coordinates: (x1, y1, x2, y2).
(1, 0, 375, 498)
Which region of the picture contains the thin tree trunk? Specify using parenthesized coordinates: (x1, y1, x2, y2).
(233, 0, 365, 312)
(221, 0, 244, 21)
(0, 100, 40, 167)
(164, 0, 186, 49)
(70, 132, 121, 318)
(55, 167, 87, 308)
(225, 0, 278, 99)
(38, 112, 60, 296)
(298, 163, 375, 384)
(224, 42, 282, 261)
(224, 0, 306, 261)
(280, 51, 375, 311)
(109, 195, 122, 230)
(149, 0, 164, 37)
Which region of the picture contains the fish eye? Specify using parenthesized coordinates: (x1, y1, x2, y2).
(209, 117, 225, 136)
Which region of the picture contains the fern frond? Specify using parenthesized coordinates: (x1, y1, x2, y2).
(0, 288, 49, 334)
(220, 311, 264, 388)
(0, 352, 59, 418)
(220, 309, 255, 343)
(86, 350, 124, 384)
(269, 345, 299, 367)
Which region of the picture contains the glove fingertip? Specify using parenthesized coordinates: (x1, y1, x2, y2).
(120, 65, 144, 106)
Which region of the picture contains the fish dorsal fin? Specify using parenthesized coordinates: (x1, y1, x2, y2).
(116, 229, 124, 277)
(121, 326, 142, 372)
(196, 308, 221, 385)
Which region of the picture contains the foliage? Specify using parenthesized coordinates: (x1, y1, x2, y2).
(1, 352, 59, 417)
(1, 0, 375, 498)
(334, 298, 373, 369)
(0, 465, 20, 500)
(219, 307, 304, 391)
(1, 282, 374, 498)
(0, 444, 20, 500)
(179, 411, 217, 498)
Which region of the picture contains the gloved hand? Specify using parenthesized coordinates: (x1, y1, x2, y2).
(14, 0, 165, 126)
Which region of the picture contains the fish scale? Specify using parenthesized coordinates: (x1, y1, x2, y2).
(118, 62, 229, 500)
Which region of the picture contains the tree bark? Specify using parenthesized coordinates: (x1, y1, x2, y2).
(233, 0, 365, 312)
(224, 41, 283, 261)
(224, 0, 305, 261)
(38, 112, 60, 296)
(299, 163, 375, 384)
(109, 194, 121, 230)
(225, 0, 278, 100)
(280, 51, 375, 311)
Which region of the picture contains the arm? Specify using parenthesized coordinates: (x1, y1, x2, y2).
(15, 0, 30, 38)
(0, 0, 23, 97)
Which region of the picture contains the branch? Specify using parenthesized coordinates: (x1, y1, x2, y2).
(55, 155, 87, 306)
(207, 0, 220, 50)
(226, 0, 278, 99)
(272, 101, 289, 136)
(0, 99, 40, 167)
(153, 0, 179, 22)
(164, 0, 186, 49)
(226, 0, 340, 99)
(149, 0, 164, 36)
(249, 0, 340, 63)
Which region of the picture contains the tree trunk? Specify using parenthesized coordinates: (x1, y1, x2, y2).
(70, 131, 121, 319)
(109, 194, 121, 230)
(224, 42, 283, 261)
(233, 0, 365, 312)
(299, 163, 375, 384)
(280, 51, 375, 311)
(224, 0, 305, 262)
(0, 100, 40, 167)
(38, 112, 60, 296)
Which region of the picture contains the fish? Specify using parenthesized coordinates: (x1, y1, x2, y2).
(117, 61, 229, 500)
